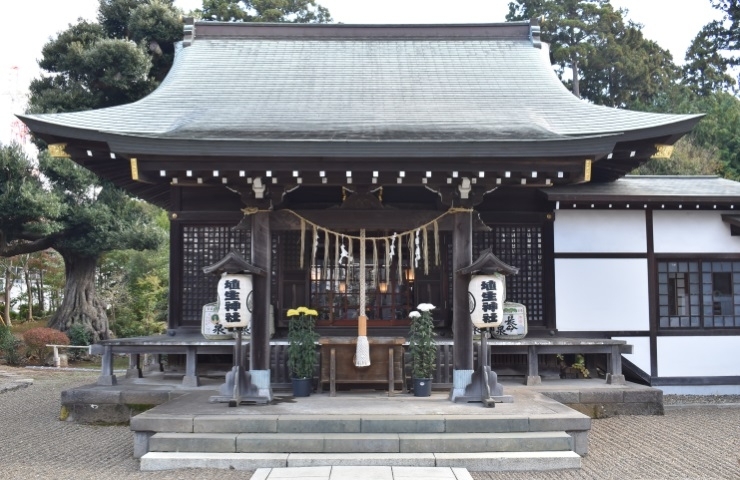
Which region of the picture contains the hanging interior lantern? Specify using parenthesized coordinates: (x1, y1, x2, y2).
(468, 273, 506, 329)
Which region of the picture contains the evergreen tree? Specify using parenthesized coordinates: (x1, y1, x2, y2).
(507, 0, 617, 98)
(0, 145, 164, 341)
(507, 1, 679, 107)
(199, 0, 331, 23)
(587, 22, 679, 108)
(28, 0, 181, 114)
(683, 21, 737, 95)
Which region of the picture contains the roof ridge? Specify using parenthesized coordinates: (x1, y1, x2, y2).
(187, 21, 534, 42)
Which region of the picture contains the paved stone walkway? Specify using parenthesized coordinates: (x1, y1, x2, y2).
(0, 367, 738, 479)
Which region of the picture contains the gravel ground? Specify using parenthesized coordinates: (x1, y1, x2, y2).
(664, 394, 740, 405)
(1, 367, 739, 480)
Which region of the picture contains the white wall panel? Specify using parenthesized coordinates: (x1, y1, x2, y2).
(553, 210, 646, 253)
(555, 258, 649, 331)
(614, 336, 650, 374)
(657, 336, 740, 377)
(653, 211, 740, 253)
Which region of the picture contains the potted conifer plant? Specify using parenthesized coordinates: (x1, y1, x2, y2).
(408, 303, 437, 397)
(287, 306, 319, 397)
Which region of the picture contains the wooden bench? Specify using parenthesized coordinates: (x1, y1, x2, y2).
(90, 333, 235, 386)
(434, 337, 633, 386)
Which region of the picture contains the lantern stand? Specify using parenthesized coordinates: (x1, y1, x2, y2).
(456, 248, 518, 407)
(202, 250, 270, 406)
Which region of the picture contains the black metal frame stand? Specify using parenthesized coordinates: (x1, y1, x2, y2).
(209, 328, 269, 406)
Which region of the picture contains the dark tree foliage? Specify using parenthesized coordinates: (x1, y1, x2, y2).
(200, 0, 331, 23)
(683, 22, 737, 96)
(507, 0, 616, 98)
(710, 0, 740, 50)
(0, 145, 63, 254)
(0, 145, 164, 341)
(580, 24, 679, 108)
(507, 0, 679, 108)
(28, 0, 181, 114)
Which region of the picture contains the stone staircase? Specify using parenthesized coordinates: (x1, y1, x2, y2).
(134, 401, 585, 472)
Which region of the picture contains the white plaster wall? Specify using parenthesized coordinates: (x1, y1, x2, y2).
(553, 210, 647, 253)
(653, 211, 740, 253)
(555, 258, 649, 331)
(614, 336, 650, 374)
(657, 336, 740, 377)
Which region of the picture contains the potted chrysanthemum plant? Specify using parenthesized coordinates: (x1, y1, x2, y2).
(287, 306, 319, 397)
(408, 303, 437, 397)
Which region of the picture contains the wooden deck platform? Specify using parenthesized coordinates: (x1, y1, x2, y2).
(91, 332, 632, 389)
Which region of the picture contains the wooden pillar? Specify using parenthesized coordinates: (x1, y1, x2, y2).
(251, 212, 271, 371)
(168, 218, 183, 332)
(452, 210, 473, 370)
(167, 187, 183, 332)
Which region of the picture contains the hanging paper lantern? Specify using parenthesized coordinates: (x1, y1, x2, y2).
(468, 273, 505, 329)
(216, 273, 254, 331)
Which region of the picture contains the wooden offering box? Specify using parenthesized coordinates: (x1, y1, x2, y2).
(319, 337, 406, 396)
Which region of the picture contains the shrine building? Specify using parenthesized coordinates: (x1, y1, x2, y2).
(19, 19, 740, 395)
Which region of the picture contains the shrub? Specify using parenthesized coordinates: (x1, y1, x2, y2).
(0, 325, 26, 366)
(17, 304, 45, 323)
(67, 324, 93, 360)
(67, 324, 92, 346)
(22, 327, 69, 361)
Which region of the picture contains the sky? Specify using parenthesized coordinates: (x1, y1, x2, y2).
(1, 0, 724, 146)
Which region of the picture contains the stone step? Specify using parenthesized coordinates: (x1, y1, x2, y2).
(148, 431, 573, 454)
(140, 451, 582, 472)
(132, 413, 590, 435)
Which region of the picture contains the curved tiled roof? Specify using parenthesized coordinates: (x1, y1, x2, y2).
(19, 22, 700, 159)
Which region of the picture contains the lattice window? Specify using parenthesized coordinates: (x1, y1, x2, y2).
(181, 225, 250, 324)
(472, 226, 544, 326)
(658, 260, 740, 329)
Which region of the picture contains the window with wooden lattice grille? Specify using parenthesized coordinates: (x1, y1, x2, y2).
(180, 225, 250, 325)
(468, 226, 544, 327)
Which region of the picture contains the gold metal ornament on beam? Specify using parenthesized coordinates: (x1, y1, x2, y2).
(651, 144, 675, 160)
(130, 158, 139, 181)
(584, 159, 592, 183)
(48, 143, 70, 158)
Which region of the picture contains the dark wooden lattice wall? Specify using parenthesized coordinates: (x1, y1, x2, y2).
(180, 225, 251, 326)
(177, 223, 545, 330)
(472, 226, 544, 327)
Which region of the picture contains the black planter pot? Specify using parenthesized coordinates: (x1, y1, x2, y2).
(413, 377, 432, 397)
(291, 377, 313, 397)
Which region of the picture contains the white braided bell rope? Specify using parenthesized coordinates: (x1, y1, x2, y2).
(355, 229, 371, 367)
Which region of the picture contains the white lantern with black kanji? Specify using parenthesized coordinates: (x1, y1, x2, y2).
(468, 273, 505, 329)
(216, 273, 253, 331)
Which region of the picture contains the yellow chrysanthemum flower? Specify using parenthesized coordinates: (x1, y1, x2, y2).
(306, 309, 318, 317)
(287, 309, 299, 317)
(297, 306, 310, 314)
